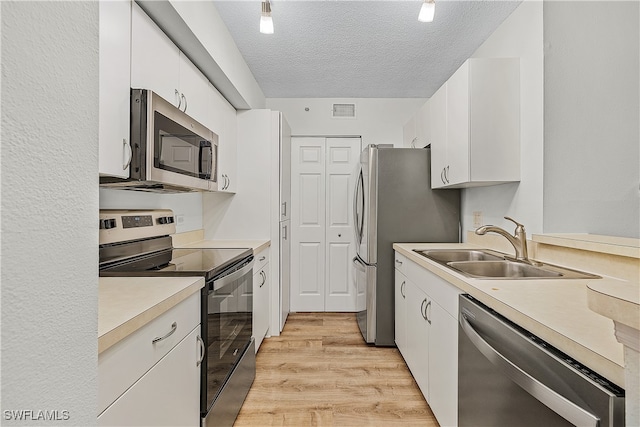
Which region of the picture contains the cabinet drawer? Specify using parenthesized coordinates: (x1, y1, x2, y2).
(254, 247, 270, 273)
(98, 292, 200, 414)
(98, 326, 201, 426)
(394, 252, 408, 276)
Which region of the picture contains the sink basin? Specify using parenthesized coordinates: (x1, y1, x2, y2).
(412, 248, 600, 280)
(414, 249, 504, 263)
(448, 261, 563, 279)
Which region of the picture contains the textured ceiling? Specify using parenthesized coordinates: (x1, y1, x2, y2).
(213, 0, 522, 98)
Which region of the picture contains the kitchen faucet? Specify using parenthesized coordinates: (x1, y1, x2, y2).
(475, 216, 532, 263)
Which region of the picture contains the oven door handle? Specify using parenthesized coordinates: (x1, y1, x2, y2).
(460, 313, 600, 427)
(212, 261, 254, 292)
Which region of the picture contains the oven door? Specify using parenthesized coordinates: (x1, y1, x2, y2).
(201, 257, 254, 419)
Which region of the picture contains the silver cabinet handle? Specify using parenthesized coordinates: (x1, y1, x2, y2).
(281, 202, 287, 217)
(181, 93, 187, 112)
(196, 334, 205, 366)
(420, 298, 428, 320)
(152, 322, 177, 344)
(395, 259, 403, 266)
(259, 270, 266, 287)
(441, 167, 446, 185)
(175, 89, 181, 109)
(225, 175, 230, 190)
(259, 256, 266, 261)
(400, 281, 405, 298)
(122, 138, 132, 170)
(425, 300, 432, 324)
(445, 165, 450, 183)
(283, 225, 287, 240)
(460, 314, 599, 427)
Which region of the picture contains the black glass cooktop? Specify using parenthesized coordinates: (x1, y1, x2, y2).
(100, 247, 252, 281)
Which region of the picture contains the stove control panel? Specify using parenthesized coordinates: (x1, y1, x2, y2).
(99, 209, 176, 245)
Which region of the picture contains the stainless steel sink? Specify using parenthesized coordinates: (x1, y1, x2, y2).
(448, 260, 562, 278)
(413, 248, 600, 280)
(414, 249, 504, 263)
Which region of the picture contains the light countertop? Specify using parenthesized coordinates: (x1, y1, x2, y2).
(393, 242, 628, 388)
(587, 280, 640, 331)
(98, 276, 204, 354)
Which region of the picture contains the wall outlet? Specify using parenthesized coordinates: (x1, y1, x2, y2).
(175, 214, 185, 224)
(473, 211, 483, 227)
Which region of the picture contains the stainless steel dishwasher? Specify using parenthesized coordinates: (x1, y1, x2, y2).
(458, 294, 625, 427)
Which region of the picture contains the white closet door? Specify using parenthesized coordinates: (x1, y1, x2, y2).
(325, 138, 360, 311)
(291, 138, 326, 311)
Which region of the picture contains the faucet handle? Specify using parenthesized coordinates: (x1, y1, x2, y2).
(504, 216, 525, 230)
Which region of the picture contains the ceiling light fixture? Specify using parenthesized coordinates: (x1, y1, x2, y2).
(418, 0, 435, 23)
(260, 0, 274, 34)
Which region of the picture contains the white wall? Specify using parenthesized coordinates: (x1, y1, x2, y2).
(100, 189, 203, 233)
(461, 1, 544, 238)
(543, 1, 639, 238)
(1, 2, 98, 424)
(266, 98, 425, 147)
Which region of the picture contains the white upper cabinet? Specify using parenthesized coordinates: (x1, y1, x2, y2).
(131, 3, 180, 106)
(131, 3, 212, 130)
(211, 85, 237, 192)
(177, 53, 213, 130)
(431, 58, 520, 189)
(430, 84, 447, 187)
(99, 0, 132, 178)
(130, 2, 239, 194)
(402, 115, 417, 148)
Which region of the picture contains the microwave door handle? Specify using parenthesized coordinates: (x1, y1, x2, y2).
(460, 314, 600, 427)
(199, 142, 212, 179)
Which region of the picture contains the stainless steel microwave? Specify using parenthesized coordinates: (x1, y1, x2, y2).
(100, 89, 218, 192)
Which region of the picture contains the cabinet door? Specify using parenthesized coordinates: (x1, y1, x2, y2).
(178, 53, 211, 127)
(279, 114, 292, 221)
(429, 85, 447, 188)
(402, 116, 416, 148)
(404, 281, 430, 400)
(98, 327, 201, 427)
(428, 301, 458, 427)
(213, 86, 237, 193)
(280, 220, 291, 331)
(130, 3, 180, 107)
(99, 0, 131, 178)
(446, 60, 471, 186)
(394, 269, 408, 356)
(253, 262, 270, 352)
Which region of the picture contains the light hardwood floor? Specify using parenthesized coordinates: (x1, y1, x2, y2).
(234, 312, 440, 426)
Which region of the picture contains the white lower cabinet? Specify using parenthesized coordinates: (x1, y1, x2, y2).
(404, 279, 431, 399)
(98, 292, 201, 426)
(394, 269, 408, 354)
(98, 327, 201, 426)
(395, 251, 461, 426)
(428, 299, 459, 427)
(253, 247, 270, 352)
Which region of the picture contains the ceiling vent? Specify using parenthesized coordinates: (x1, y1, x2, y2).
(332, 103, 356, 119)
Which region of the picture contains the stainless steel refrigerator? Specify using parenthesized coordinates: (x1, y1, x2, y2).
(353, 145, 460, 346)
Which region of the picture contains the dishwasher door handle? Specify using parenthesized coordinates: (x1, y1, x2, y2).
(460, 313, 600, 427)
